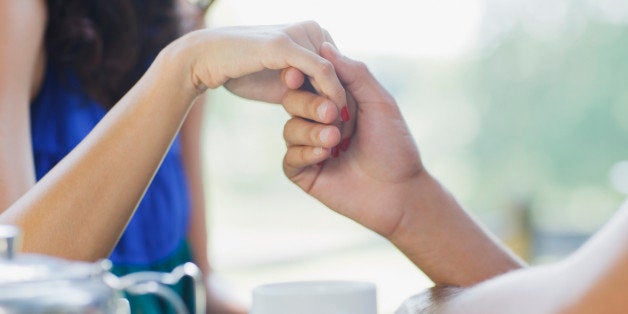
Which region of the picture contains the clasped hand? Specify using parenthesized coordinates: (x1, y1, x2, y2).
(166, 21, 344, 107)
(279, 43, 425, 239)
(168, 21, 425, 241)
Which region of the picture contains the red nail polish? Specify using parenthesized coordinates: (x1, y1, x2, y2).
(317, 161, 326, 167)
(331, 147, 340, 158)
(339, 138, 351, 152)
(341, 106, 350, 122)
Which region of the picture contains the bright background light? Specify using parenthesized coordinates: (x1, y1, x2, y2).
(200, 1, 628, 313)
(203, 1, 487, 312)
(207, 0, 484, 58)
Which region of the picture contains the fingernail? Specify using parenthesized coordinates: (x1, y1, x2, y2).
(319, 128, 332, 144)
(341, 106, 350, 122)
(313, 147, 324, 156)
(339, 138, 351, 152)
(318, 102, 329, 121)
(331, 147, 340, 158)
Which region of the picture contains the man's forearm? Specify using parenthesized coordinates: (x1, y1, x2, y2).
(390, 172, 525, 286)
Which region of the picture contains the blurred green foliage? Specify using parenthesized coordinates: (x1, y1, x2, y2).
(471, 21, 628, 230)
(360, 15, 628, 235)
(205, 4, 628, 258)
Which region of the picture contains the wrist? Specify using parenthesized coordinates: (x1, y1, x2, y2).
(387, 170, 455, 248)
(156, 32, 209, 98)
(388, 171, 525, 285)
(385, 173, 460, 283)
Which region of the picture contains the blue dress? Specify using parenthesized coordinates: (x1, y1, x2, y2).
(30, 64, 195, 312)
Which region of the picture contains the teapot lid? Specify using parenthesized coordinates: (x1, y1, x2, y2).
(0, 255, 108, 285)
(0, 225, 108, 285)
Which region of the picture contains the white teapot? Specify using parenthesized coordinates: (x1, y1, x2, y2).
(0, 225, 205, 313)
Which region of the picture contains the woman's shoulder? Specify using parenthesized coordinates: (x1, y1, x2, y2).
(0, 0, 47, 105)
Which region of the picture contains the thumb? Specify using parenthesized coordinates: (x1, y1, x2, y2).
(320, 42, 394, 105)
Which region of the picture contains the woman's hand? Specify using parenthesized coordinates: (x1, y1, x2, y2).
(281, 42, 424, 237)
(165, 21, 346, 112)
(222, 21, 336, 104)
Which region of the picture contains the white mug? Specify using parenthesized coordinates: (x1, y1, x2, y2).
(251, 280, 377, 314)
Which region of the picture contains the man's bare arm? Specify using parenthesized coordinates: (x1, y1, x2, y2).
(396, 201, 628, 313)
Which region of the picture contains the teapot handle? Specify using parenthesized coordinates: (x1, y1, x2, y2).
(108, 262, 206, 314)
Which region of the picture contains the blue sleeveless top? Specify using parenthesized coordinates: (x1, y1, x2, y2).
(30, 65, 191, 265)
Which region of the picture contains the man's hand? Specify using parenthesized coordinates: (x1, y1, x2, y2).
(280, 43, 524, 287)
(281, 42, 424, 237)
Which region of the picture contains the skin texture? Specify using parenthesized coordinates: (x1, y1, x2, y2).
(437, 202, 628, 314)
(281, 43, 628, 313)
(0, 0, 46, 212)
(0, 13, 347, 264)
(281, 43, 524, 287)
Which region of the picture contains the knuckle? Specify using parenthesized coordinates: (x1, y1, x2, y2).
(270, 33, 292, 49)
(283, 156, 290, 170)
(299, 146, 309, 162)
(283, 118, 296, 138)
(281, 91, 294, 108)
(334, 88, 346, 102)
(282, 156, 290, 174)
(283, 23, 302, 36)
(287, 150, 299, 167)
(301, 20, 321, 30)
(317, 59, 334, 76)
(353, 60, 370, 75)
(323, 29, 332, 40)
(282, 125, 289, 140)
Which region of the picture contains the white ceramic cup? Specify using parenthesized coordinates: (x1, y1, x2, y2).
(250, 280, 377, 314)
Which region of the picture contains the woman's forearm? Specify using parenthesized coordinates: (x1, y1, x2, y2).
(0, 50, 199, 261)
(390, 172, 525, 286)
(0, 21, 348, 262)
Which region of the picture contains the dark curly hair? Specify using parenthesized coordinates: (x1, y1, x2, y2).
(45, 0, 181, 108)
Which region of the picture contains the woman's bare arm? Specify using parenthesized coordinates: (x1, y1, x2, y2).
(1, 52, 198, 260)
(0, 23, 348, 261)
(0, 0, 46, 211)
